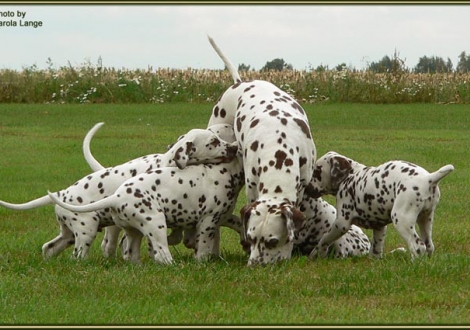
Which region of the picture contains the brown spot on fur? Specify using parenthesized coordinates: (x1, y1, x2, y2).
(293, 118, 311, 139)
(250, 119, 260, 128)
(274, 150, 288, 169)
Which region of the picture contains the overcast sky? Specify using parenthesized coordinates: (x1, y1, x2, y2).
(1, 3, 470, 71)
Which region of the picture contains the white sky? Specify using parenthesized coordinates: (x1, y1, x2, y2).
(1, 3, 470, 71)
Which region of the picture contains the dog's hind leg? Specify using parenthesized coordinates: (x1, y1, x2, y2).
(42, 222, 75, 258)
(70, 213, 100, 259)
(121, 228, 143, 264)
(139, 215, 173, 265)
(101, 225, 122, 258)
(392, 208, 427, 260)
(416, 209, 435, 257)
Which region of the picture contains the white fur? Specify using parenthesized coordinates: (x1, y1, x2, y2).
(306, 151, 454, 260)
(206, 36, 316, 265)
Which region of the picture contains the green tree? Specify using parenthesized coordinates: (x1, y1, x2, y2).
(368, 50, 407, 74)
(414, 55, 452, 73)
(456, 51, 470, 73)
(238, 63, 252, 71)
(334, 63, 346, 71)
(368, 55, 393, 73)
(261, 58, 293, 71)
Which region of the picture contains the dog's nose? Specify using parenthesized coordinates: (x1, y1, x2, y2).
(226, 144, 238, 158)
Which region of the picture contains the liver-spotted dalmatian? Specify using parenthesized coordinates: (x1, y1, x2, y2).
(294, 196, 370, 258)
(0, 124, 237, 259)
(48, 147, 244, 264)
(82, 122, 244, 257)
(305, 151, 454, 260)
(206, 36, 316, 266)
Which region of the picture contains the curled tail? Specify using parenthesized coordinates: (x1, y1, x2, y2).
(47, 190, 116, 213)
(83, 122, 106, 172)
(0, 195, 52, 210)
(207, 35, 242, 84)
(429, 164, 454, 183)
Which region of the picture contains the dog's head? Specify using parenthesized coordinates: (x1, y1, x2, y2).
(207, 123, 237, 143)
(241, 200, 306, 266)
(304, 151, 355, 198)
(168, 128, 238, 169)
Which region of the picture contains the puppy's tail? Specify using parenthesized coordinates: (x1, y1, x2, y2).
(429, 164, 454, 184)
(207, 35, 242, 84)
(83, 122, 106, 172)
(47, 190, 116, 213)
(0, 195, 52, 210)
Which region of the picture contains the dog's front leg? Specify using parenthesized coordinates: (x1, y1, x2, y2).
(314, 215, 351, 258)
(194, 216, 221, 261)
(370, 226, 387, 258)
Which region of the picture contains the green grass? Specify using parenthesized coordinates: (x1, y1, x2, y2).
(0, 103, 469, 325)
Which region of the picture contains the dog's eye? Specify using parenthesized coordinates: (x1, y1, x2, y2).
(265, 238, 279, 249)
(208, 138, 221, 148)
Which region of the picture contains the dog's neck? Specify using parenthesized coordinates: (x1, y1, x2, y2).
(350, 160, 366, 173)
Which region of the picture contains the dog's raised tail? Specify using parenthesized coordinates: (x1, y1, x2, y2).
(47, 191, 117, 213)
(0, 195, 52, 211)
(429, 164, 454, 183)
(83, 122, 106, 172)
(207, 35, 242, 84)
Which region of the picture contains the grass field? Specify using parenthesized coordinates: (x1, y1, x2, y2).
(0, 103, 469, 325)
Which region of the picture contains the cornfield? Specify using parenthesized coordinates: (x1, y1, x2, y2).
(1, 60, 469, 104)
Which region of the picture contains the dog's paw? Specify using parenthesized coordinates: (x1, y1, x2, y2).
(390, 247, 407, 254)
(308, 248, 319, 260)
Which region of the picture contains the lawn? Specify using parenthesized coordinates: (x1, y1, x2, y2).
(0, 102, 469, 325)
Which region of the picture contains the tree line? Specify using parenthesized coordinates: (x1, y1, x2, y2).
(240, 51, 470, 73)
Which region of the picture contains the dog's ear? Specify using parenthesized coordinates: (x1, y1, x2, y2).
(173, 141, 194, 169)
(281, 205, 306, 241)
(330, 156, 352, 190)
(240, 204, 254, 240)
(291, 207, 306, 232)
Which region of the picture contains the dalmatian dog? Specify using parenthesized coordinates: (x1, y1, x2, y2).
(47, 148, 245, 264)
(0, 124, 238, 259)
(206, 36, 316, 266)
(305, 151, 454, 260)
(293, 196, 370, 258)
(82, 122, 242, 256)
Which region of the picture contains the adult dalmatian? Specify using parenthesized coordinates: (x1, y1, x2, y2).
(206, 36, 317, 266)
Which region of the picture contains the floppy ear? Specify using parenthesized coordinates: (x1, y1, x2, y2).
(291, 207, 306, 232)
(330, 156, 352, 190)
(173, 141, 194, 169)
(282, 206, 306, 241)
(240, 204, 254, 240)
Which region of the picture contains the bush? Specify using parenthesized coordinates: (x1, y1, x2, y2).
(1, 59, 469, 104)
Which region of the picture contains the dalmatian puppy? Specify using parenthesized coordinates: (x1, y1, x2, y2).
(293, 196, 370, 258)
(206, 36, 316, 266)
(0, 125, 238, 259)
(305, 151, 454, 260)
(82, 122, 242, 256)
(47, 150, 245, 264)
